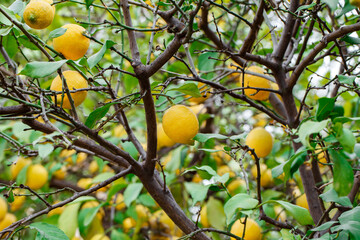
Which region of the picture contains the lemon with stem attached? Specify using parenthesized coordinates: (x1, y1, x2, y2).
(23, 0, 54, 29)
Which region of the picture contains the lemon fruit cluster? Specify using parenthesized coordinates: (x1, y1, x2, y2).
(23, 0, 55, 29)
(245, 127, 273, 158)
(230, 217, 262, 240)
(50, 70, 88, 109)
(240, 66, 271, 101)
(53, 24, 90, 60)
(250, 163, 274, 188)
(162, 105, 199, 144)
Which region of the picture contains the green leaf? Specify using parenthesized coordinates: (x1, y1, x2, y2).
(92, 172, 115, 183)
(193, 133, 228, 143)
(337, 128, 356, 153)
(296, 2, 316, 12)
(37, 144, 54, 158)
(83, 204, 103, 227)
(16, 165, 29, 185)
(335, 221, 360, 240)
(280, 229, 296, 240)
(0, 26, 12, 36)
(333, 116, 360, 124)
(19, 60, 68, 78)
(71, 196, 96, 204)
(85, 0, 96, 8)
(298, 120, 330, 148)
(48, 28, 67, 40)
(85, 103, 116, 129)
(338, 75, 355, 85)
(0, 5, 15, 26)
(8, 0, 25, 14)
(341, 35, 360, 45)
(183, 165, 217, 180)
(272, 200, 314, 225)
(167, 83, 202, 97)
(88, 40, 116, 69)
(123, 183, 143, 207)
(310, 221, 338, 232)
(272, 147, 307, 181)
(198, 52, 217, 72)
(319, 189, 352, 207)
(207, 197, 226, 229)
(329, 149, 354, 196)
(322, 0, 338, 10)
(58, 202, 81, 238)
(29, 222, 70, 240)
(316, 97, 335, 121)
(184, 182, 210, 205)
(13, 121, 32, 142)
(111, 230, 131, 240)
(338, 206, 360, 224)
(138, 194, 156, 207)
(224, 193, 259, 223)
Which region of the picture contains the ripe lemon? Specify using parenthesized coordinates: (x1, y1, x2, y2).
(0, 213, 16, 232)
(162, 105, 199, 144)
(136, 205, 150, 220)
(9, 190, 26, 212)
(217, 165, 235, 178)
(77, 178, 92, 189)
(10, 157, 31, 180)
(112, 194, 126, 211)
(227, 178, 246, 195)
(48, 201, 64, 216)
(200, 205, 210, 227)
(23, 0, 54, 29)
(240, 66, 271, 101)
(0, 197, 7, 222)
(230, 217, 262, 240)
(53, 24, 90, 60)
(245, 127, 273, 158)
(211, 146, 231, 165)
(123, 217, 136, 232)
(26, 164, 48, 190)
(52, 165, 67, 180)
(90, 234, 110, 240)
(185, 82, 211, 104)
(50, 70, 88, 109)
(251, 164, 274, 188)
(157, 123, 175, 149)
(81, 201, 104, 220)
(293, 188, 309, 210)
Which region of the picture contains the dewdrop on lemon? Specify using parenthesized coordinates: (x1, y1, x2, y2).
(162, 105, 199, 144)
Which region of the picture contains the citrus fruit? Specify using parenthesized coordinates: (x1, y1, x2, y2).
(200, 205, 210, 227)
(350, 0, 360, 7)
(52, 165, 67, 180)
(251, 164, 274, 188)
(77, 178, 92, 189)
(23, 0, 54, 29)
(48, 201, 64, 217)
(9, 190, 25, 212)
(90, 234, 110, 240)
(0, 213, 16, 232)
(217, 165, 235, 178)
(227, 178, 246, 195)
(123, 217, 136, 232)
(240, 66, 271, 101)
(50, 70, 88, 109)
(136, 205, 149, 220)
(211, 146, 231, 165)
(230, 217, 262, 240)
(10, 157, 31, 180)
(245, 127, 273, 158)
(53, 24, 90, 60)
(162, 105, 199, 144)
(26, 164, 48, 190)
(293, 188, 309, 210)
(81, 201, 104, 220)
(0, 197, 7, 222)
(157, 123, 175, 149)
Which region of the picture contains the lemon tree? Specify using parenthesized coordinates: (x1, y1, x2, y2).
(0, 0, 360, 239)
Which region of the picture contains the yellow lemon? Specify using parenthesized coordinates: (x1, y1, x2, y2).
(0, 198, 7, 222)
(230, 218, 262, 240)
(241, 66, 271, 101)
(245, 127, 273, 158)
(157, 123, 175, 149)
(211, 145, 231, 165)
(200, 205, 210, 227)
(26, 164, 48, 190)
(227, 178, 246, 195)
(48, 201, 64, 216)
(113, 125, 126, 138)
(81, 201, 104, 220)
(90, 234, 110, 240)
(136, 205, 149, 220)
(50, 70, 88, 109)
(0, 213, 16, 232)
(53, 24, 90, 60)
(162, 105, 199, 144)
(295, 193, 309, 210)
(251, 163, 273, 188)
(217, 165, 235, 178)
(9, 190, 25, 212)
(10, 157, 31, 180)
(77, 178, 92, 189)
(23, 0, 54, 29)
(52, 165, 67, 180)
(123, 217, 136, 232)
(113, 194, 126, 211)
(89, 161, 99, 174)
